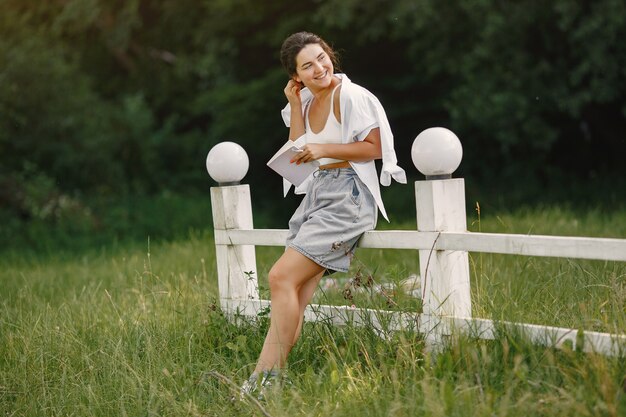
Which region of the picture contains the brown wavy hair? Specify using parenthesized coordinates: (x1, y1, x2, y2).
(280, 32, 340, 77)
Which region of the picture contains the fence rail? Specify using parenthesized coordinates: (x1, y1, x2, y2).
(215, 229, 626, 261)
(221, 298, 626, 357)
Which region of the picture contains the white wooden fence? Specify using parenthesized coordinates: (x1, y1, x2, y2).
(210, 177, 626, 357)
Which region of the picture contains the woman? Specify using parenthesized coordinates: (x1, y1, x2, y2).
(241, 32, 406, 397)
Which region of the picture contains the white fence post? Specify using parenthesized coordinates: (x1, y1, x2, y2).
(210, 185, 259, 312)
(206, 142, 259, 314)
(416, 179, 472, 318)
(413, 128, 471, 350)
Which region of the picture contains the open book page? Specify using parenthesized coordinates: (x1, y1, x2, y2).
(267, 140, 319, 186)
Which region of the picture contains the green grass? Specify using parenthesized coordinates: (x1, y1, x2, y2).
(1, 205, 625, 416)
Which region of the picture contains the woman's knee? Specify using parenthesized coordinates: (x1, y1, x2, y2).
(268, 264, 291, 293)
(268, 250, 324, 295)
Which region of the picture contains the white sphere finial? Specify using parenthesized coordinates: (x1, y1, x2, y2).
(411, 127, 463, 179)
(206, 141, 249, 185)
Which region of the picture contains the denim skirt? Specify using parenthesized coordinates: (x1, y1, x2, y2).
(286, 168, 377, 273)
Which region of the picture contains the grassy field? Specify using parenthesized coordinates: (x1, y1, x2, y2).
(1, 205, 625, 416)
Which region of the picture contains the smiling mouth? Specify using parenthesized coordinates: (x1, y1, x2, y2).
(314, 71, 328, 80)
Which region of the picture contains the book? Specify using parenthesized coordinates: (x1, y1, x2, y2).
(267, 140, 319, 186)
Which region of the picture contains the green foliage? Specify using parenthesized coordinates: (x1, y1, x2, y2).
(1, 0, 625, 225)
(0, 193, 215, 254)
(0, 35, 112, 186)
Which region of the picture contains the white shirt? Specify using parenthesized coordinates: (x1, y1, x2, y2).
(281, 74, 407, 221)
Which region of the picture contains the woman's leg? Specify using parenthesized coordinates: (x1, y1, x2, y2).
(254, 248, 324, 373)
(292, 270, 324, 345)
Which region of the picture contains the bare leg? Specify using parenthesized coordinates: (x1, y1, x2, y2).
(254, 248, 324, 373)
(292, 270, 324, 345)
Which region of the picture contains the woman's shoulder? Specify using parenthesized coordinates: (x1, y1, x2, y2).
(336, 74, 377, 102)
(340, 84, 381, 114)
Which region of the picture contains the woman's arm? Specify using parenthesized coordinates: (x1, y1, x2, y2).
(290, 128, 382, 164)
(284, 80, 306, 141)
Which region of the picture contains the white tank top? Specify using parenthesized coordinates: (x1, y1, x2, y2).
(305, 84, 344, 166)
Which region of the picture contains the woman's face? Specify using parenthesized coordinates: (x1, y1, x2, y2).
(294, 43, 334, 91)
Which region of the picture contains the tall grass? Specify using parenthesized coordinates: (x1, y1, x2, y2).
(1, 206, 625, 416)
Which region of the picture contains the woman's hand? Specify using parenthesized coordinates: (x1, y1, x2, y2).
(284, 79, 302, 106)
(290, 144, 325, 164)
(291, 129, 382, 164)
